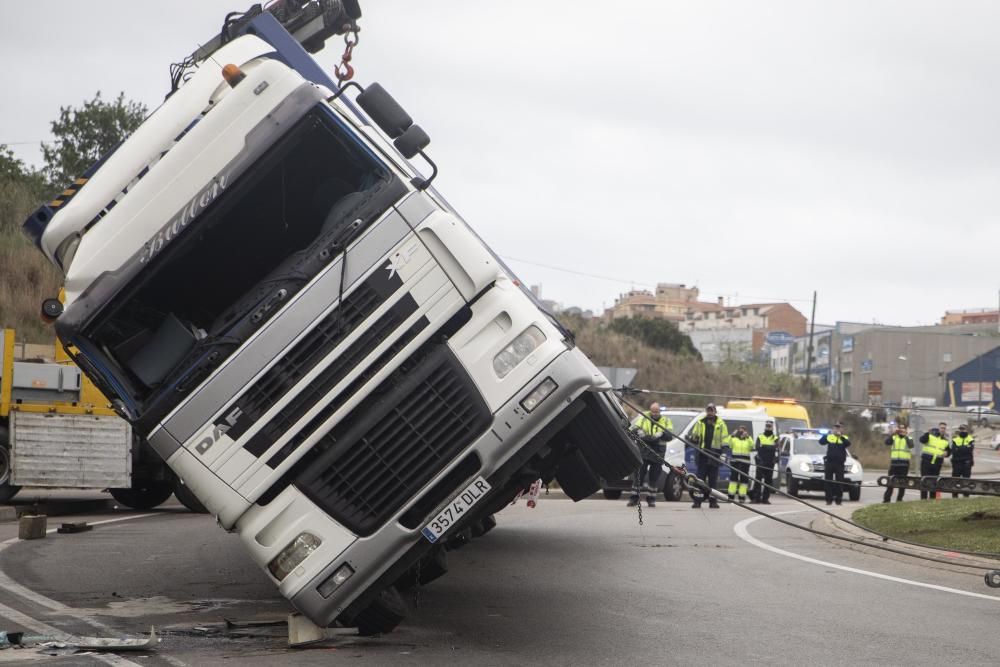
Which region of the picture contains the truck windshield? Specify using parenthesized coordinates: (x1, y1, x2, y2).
(72, 105, 404, 424)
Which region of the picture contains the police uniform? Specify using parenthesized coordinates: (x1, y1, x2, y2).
(818, 429, 850, 505)
(883, 431, 913, 502)
(727, 430, 754, 501)
(629, 411, 673, 507)
(689, 412, 729, 509)
(752, 429, 779, 503)
(918, 428, 948, 500)
(948, 430, 975, 498)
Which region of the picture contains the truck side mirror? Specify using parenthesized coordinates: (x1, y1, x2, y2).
(393, 125, 429, 159)
(356, 83, 412, 138)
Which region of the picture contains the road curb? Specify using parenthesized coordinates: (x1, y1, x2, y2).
(811, 510, 1000, 574)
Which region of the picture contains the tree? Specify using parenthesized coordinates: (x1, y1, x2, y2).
(608, 316, 701, 358)
(40, 92, 147, 187)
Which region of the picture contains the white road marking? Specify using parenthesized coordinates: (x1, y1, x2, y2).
(0, 513, 164, 666)
(0, 599, 144, 667)
(0, 514, 159, 620)
(733, 510, 1000, 603)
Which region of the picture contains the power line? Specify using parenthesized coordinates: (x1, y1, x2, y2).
(501, 255, 815, 304)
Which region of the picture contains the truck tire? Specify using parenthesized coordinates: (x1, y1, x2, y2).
(172, 476, 209, 514)
(355, 585, 407, 636)
(554, 448, 601, 501)
(786, 471, 799, 497)
(0, 427, 20, 504)
(470, 513, 497, 537)
(110, 479, 173, 510)
(566, 394, 641, 481)
(663, 471, 684, 502)
(395, 547, 448, 589)
(849, 483, 862, 501)
(602, 489, 623, 500)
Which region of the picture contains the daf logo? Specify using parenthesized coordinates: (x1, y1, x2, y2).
(385, 243, 418, 280)
(195, 406, 243, 455)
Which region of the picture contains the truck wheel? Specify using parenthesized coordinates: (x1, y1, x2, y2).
(663, 471, 684, 502)
(355, 585, 407, 636)
(567, 393, 641, 481)
(786, 471, 799, 497)
(602, 489, 622, 500)
(110, 479, 173, 510)
(554, 449, 601, 501)
(849, 483, 862, 501)
(172, 476, 209, 514)
(0, 428, 20, 504)
(470, 513, 496, 537)
(396, 547, 448, 589)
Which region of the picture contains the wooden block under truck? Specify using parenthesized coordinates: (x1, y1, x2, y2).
(21, 1, 639, 635)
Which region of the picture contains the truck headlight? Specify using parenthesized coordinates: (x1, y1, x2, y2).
(317, 563, 355, 598)
(268, 532, 322, 581)
(492, 326, 545, 378)
(850, 462, 861, 475)
(798, 461, 811, 472)
(520, 377, 557, 412)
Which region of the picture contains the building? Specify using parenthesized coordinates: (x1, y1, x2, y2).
(681, 302, 808, 358)
(944, 346, 1000, 408)
(941, 308, 999, 326)
(688, 328, 755, 364)
(604, 283, 706, 321)
(831, 323, 1000, 406)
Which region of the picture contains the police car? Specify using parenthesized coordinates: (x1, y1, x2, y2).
(777, 430, 863, 500)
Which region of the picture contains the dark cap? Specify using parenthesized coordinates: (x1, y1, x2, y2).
(834, 422, 843, 427)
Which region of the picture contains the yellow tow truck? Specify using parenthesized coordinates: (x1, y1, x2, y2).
(0, 327, 203, 510)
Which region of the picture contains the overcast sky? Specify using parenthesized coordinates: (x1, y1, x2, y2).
(3, 1, 998, 326)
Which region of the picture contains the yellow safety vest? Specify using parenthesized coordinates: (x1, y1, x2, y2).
(922, 434, 948, 463)
(951, 435, 974, 450)
(889, 434, 912, 461)
(636, 413, 673, 437)
(691, 417, 729, 450)
(730, 435, 753, 457)
(757, 434, 778, 448)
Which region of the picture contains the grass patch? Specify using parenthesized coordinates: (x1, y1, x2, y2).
(853, 496, 1000, 554)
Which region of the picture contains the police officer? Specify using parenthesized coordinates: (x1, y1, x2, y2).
(819, 422, 850, 506)
(689, 404, 729, 509)
(751, 420, 779, 504)
(947, 424, 975, 498)
(727, 426, 754, 502)
(918, 422, 949, 500)
(883, 423, 913, 503)
(628, 403, 673, 508)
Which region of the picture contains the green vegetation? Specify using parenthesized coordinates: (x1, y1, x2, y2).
(853, 496, 1000, 554)
(1, 92, 146, 342)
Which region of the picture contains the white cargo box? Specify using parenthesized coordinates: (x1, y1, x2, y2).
(10, 411, 131, 488)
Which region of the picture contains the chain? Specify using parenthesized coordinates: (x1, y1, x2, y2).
(635, 497, 643, 526)
(334, 26, 360, 85)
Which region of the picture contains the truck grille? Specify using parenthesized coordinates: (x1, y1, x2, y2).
(293, 345, 491, 536)
(219, 267, 402, 445)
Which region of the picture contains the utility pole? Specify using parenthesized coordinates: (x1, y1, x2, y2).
(804, 291, 817, 398)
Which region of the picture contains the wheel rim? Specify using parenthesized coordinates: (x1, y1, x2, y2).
(0, 447, 11, 486)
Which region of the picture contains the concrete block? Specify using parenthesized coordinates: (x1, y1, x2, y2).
(19, 514, 47, 540)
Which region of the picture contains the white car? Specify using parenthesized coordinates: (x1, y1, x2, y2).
(778, 432, 863, 501)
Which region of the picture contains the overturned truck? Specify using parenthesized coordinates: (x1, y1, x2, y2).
(22, 1, 639, 635)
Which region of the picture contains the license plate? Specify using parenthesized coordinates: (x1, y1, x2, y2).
(421, 476, 492, 543)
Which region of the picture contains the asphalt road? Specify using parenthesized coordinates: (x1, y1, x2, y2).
(2, 478, 1000, 665)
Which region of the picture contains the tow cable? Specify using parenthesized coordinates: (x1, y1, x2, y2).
(614, 391, 1000, 586)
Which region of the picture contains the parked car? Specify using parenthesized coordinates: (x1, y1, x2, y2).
(966, 407, 1000, 428)
(777, 431, 863, 501)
